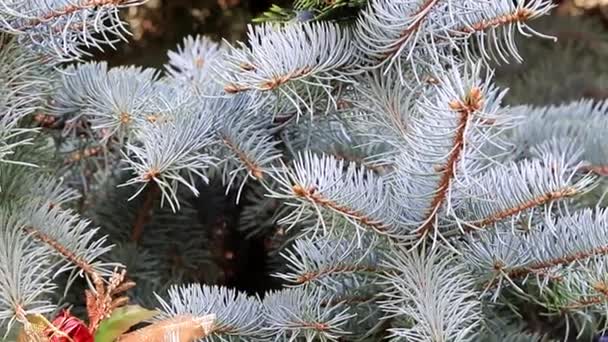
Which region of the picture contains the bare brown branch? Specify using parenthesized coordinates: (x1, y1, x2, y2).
(131, 182, 160, 243)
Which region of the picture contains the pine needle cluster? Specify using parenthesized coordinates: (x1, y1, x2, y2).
(0, 0, 607, 341)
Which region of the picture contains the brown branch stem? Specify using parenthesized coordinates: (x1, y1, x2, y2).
(471, 187, 579, 229)
(24, 226, 102, 285)
(563, 283, 608, 310)
(224, 66, 312, 94)
(131, 182, 160, 243)
(500, 245, 608, 283)
(295, 265, 384, 285)
(456, 8, 535, 35)
(221, 136, 264, 179)
(292, 184, 390, 235)
(564, 296, 604, 310)
(382, 0, 440, 60)
(16, 0, 130, 31)
(417, 87, 483, 237)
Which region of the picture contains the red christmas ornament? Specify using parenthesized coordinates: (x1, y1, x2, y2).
(47, 310, 94, 342)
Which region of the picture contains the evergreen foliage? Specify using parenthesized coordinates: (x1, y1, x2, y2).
(0, 0, 607, 341)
